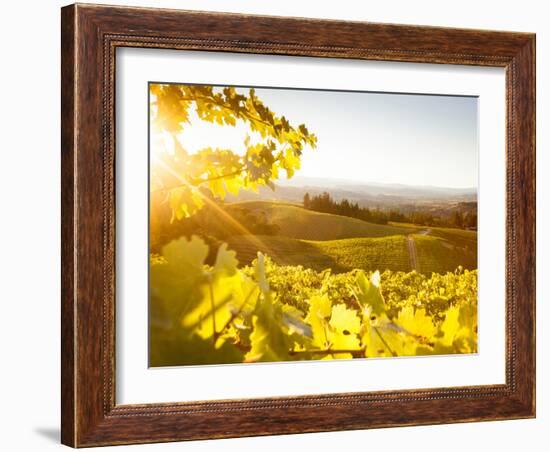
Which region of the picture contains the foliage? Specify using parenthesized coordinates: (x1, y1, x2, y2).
(148, 84, 478, 367)
(225, 234, 411, 273)
(150, 237, 477, 366)
(303, 192, 477, 229)
(304, 191, 391, 225)
(150, 84, 317, 221)
(231, 201, 415, 240)
(226, 231, 477, 275)
(413, 234, 477, 274)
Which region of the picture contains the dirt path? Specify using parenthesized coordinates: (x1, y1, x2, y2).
(406, 230, 429, 271)
(406, 236, 419, 271)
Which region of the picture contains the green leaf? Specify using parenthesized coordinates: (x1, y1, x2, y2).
(254, 252, 270, 294)
(149, 236, 209, 329)
(162, 235, 208, 274)
(150, 328, 244, 367)
(212, 243, 238, 277)
(246, 299, 293, 363)
(355, 270, 386, 316)
(181, 274, 234, 346)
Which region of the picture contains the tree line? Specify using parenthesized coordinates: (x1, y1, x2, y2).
(303, 192, 477, 229)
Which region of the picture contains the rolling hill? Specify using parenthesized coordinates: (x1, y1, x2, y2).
(226, 234, 411, 273)
(413, 229, 477, 273)
(184, 201, 478, 274)
(226, 201, 416, 240)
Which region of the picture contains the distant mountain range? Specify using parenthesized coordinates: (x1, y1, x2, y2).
(228, 176, 477, 208)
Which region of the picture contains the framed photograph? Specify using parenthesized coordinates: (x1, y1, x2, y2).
(61, 4, 535, 447)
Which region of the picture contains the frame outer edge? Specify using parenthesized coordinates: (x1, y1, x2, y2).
(514, 35, 536, 416)
(61, 3, 77, 448)
(60, 3, 536, 446)
(531, 35, 536, 417)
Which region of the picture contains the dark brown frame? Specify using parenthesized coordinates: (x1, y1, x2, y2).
(61, 3, 536, 447)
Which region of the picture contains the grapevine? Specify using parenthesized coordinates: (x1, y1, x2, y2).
(150, 236, 477, 366)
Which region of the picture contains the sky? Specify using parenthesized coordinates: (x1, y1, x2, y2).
(173, 85, 478, 189)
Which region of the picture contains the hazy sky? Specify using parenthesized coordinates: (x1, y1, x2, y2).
(174, 85, 478, 189)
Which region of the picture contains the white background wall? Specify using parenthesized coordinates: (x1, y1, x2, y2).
(0, 1, 546, 450)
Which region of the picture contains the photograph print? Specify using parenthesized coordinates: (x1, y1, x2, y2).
(148, 83, 478, 367)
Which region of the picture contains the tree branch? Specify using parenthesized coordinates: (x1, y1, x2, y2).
(150, 167, 245, 194)
(173, 95, 275, 130)
(150, 150, 289, 195)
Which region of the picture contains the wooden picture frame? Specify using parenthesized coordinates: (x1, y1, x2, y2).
(61, 3, 535, 447)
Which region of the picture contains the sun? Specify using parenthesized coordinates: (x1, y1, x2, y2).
(150, 89, 262, 164)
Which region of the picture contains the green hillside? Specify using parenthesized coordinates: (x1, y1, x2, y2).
(226, 234, 411, 273)
(413, 234, 477, 273)
(228, 201, 416, 240)
(177, 201, 478, 274)
(427, 226, 478, 249)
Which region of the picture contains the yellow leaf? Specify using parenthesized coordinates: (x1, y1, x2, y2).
(329, 304, 360, 335)
(224, 176, 242, 196)
(362, 322, 395, 358)
(208, 178, 226, 200)
(329, 330, 360, 358)
(305, 294, 332, 349)
(396, 306, 436, 339)
(309, 294, 332, 319)
(326, 304, 361, 358)
(440, 305, 461, 347)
